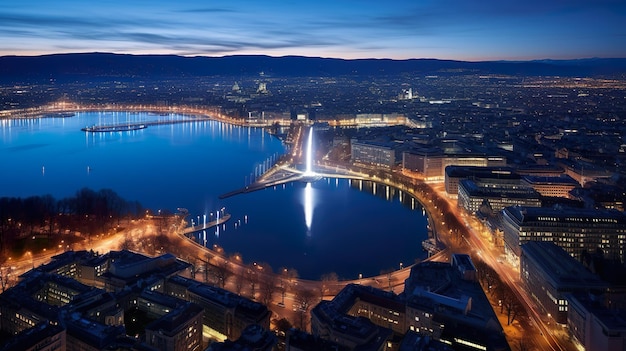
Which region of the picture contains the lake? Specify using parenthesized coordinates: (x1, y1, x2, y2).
(0, 112, 428, 279)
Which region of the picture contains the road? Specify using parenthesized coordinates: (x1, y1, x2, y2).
(428, 183, 572, 351)
(1, 123, 574, 349)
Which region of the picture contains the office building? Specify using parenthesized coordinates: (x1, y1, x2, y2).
(567, 293, 626, 351)
(352, 139, 396, 168)
(144, 303, 203, 351)
(311, 255, 509, 351)
(520, 242, 609, 324)
(521, 175, 579, 198)
(404, 255, 509, 351)
(0, 322, 65, 351)
(501, 206, 626, 265)
(311, 299, 393, 351)
(444, 166, 518, 198)
(458, 179, 542, 214)
(403, 150, 506, 181)
(165, 275, 270, 342)
(207, 324, 277, 351)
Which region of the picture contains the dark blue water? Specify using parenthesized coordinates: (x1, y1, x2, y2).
(0, 112, 428, 279)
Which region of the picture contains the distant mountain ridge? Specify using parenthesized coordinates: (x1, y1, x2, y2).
(1, 53, 625, 82)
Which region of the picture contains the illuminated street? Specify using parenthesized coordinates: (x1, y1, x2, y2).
(0, 116, 587, 351)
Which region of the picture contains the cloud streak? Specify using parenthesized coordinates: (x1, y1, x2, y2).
(0, 0, 624, 60)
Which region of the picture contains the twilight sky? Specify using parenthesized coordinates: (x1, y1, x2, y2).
(1, 0, 625, 61)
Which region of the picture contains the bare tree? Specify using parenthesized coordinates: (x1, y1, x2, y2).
(474, 259, 498, 295)
(119, 236, 135, 251)
(209, 258, 233, 289)
(504, 294, 521, 326)
(259, 275, 278, 306)
(244, 268, 260, 300)
(294, 289, 318, 331)
(234, 271, 245, 295)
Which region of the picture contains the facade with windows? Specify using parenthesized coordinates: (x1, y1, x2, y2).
(311, 255, 509, 351)
(165, 275, 271, 342)
(403, 150, 506, 182)
(145, 303, 203, 351)
(351, 140, 396, 168)
(458, 179, 542, 214)
(521, 175, 579, 198)
(567, 293, 626, 351)
(520, 241, 608, 324)
(501, 206, 626, 264)
(444, 166, 518, 198)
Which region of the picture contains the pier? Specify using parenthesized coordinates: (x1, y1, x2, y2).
(181, 213, 231, 236)
(81, 117, 210, 132)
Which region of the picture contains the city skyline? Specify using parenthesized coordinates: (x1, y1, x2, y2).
(1, 0, 625, 61)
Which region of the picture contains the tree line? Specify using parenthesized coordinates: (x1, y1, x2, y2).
(0, 188, 143, 256)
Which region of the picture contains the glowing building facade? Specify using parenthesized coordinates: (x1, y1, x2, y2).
(501, 206, 626, 265)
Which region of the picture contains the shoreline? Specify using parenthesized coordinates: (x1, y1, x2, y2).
(0, 102, 290, 128)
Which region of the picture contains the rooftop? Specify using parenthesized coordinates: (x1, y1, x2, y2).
(521, 241, 609, 289)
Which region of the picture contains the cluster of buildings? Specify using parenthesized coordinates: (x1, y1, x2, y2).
(358, 145, 626, 350)
(519, 241, 626, 351)
(338, 106, 626, 350)
(308, 254, 508, 351)
(0, 249, 512, 351)
(0, 250, 271, 351)
(2, 61, 626, 351)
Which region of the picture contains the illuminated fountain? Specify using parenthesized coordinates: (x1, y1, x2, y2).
(304, 126, 314, 177)
(303, 128, 316, 235)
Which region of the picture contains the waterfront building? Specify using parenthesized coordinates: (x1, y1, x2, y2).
(403, 150, 443, 180)
(501, 206, 626, 265)
(457, 179, 541, 214)
(520, 242, 609, 324)
(351, 139, 396, 168)
(567, 293, 626, 351)
(33, 250, 111, 288)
